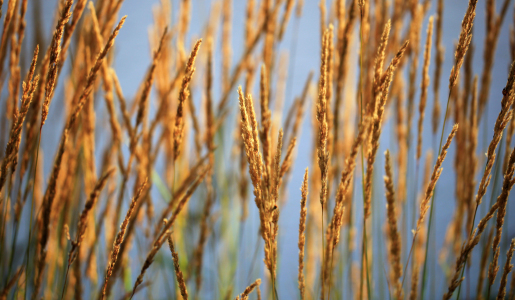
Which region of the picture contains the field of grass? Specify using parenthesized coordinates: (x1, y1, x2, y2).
(0, 0, 515, 299)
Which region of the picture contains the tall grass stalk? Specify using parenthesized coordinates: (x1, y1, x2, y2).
(358, 1, 372, 298)
(420, 89, 452, 299)
(24, 128, 41, 300)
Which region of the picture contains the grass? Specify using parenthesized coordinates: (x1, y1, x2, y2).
(0, 0, 515, 299)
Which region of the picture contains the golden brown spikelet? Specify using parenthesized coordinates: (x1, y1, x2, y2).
(325, 30, 334, 153)
(416, 16, 433, 161)
(40, 0, 73, 128)
(260, 64, 272, 170)
(488, 145, 515, 288)
(478, 0, 511, 114)
(384, 150, 403, 300)
(67, 16, 126, 129)
(406, 4, 423, 135)
(333, 0, 356, 154)
(237, 84, 285, 290)
(280, 137, 296, 178)
(474, 61, 515, 209)
(238, 86, 264, 221)
(416, 124, 458, 234)
(364, 40, 409, 218)
(173, 39, 202, 160)
(0, 45, 39, 194)
(497, 239, 515, 300)
(135, 27, 167, 130)
(0, 0, 18, 82)
(330, 118, 369, 248)
(246, 93, 262, 172)
(59, 0, 87, 71)
(168, 235, 188, 300)
(317, 26, 331, 298)
(449, 0, 477, 90)
(8, 20, 22, 119)
(237, 279, 261, 300)
(298, 168, 308, 300)
(271, 130, 284, 204)
(87, 3, 122, 145)
(100, 179, 147, 300)
(394, 76, 407, 204)
(373, 19, 391, 98)
(432, 0, 444, 135)
(317, 26, 331, 210)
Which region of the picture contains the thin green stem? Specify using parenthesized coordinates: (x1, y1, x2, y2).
(24, 128, 42, 300)
(360, 226, 365, 300)
(6, 217, 20, 284)
(60, 262, 72, 300)
(398, 160, 421, 293)
(476, 135, 506, 299)
(327, 245, 335, 300)
(420, 89, 452, 300)
(412, 161, 420, 230)
(347, 196, 355, 298)
(321, 207, 325, 300)
(456, 133, 505, 300)
(2, 171, 16, 282)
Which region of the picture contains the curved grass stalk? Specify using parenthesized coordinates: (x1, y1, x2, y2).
(418, 89, 452, 299)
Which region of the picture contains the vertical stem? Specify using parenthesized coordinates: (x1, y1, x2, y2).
(25, 128, 42, 300)
(321, 207, 324, 300)
(420, 89, 452, 299)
